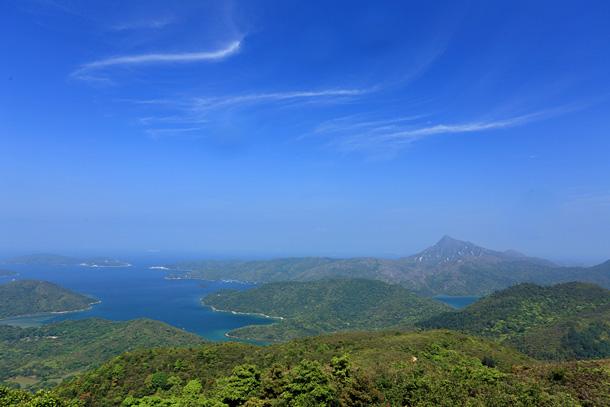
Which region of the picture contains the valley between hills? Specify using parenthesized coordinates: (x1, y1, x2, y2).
(1, 236, 609, 406)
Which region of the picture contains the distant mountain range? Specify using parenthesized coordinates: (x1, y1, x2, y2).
(166, 236, 610, 295)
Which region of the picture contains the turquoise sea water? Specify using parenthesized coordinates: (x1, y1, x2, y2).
(0, 259, 272, 341)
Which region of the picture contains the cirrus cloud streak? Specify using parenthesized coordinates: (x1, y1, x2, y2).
(72, 41, 241, 81)
(322, 107, 572, 157)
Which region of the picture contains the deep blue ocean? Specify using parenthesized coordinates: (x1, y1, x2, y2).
(0, 255, 477, 341)
(0, 258, 272, 342)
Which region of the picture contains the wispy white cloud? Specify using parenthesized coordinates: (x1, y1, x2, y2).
(313, 114, 427, 136)
(132, 88, 372, 126)
(72, 41, 241, 81)
(322, 108, 570, 157)
(86, 41, 240, 68)
(377, 114, 535, 141)
(138, 115, 208, 126)
(145, 127, 206, 139)
(110, 17, 175, 31)
(191, 88, 371, 112)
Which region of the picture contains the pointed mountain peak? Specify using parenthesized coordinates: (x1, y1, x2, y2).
(436, 235, 464, 244)
(408, 236, 488, 265)
(403, 237, 557, 269)
(433, 235, 474, 250)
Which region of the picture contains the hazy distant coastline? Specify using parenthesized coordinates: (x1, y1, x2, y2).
(2, 254, 131, 269)
(155, 236, 610, 297)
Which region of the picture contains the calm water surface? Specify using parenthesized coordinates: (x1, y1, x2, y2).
(0, 259, 272, 341)
(434, 295, 479, 309)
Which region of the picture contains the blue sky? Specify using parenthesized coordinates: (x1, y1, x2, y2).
(1, 0, 609, 261)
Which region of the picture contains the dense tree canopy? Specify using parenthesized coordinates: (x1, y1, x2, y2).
(419, 282, 610, 360)
(203, 279, 450, 342)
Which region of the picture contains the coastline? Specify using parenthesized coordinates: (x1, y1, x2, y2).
(163, 271, 255, 285)
(204, 303, 284, 321)
(0, 300, 101, 322)
(223, 329, 277, 346)
(224, 331, 242, 339)
(80, 263, 132, 268)
(163, 274, 254, 285)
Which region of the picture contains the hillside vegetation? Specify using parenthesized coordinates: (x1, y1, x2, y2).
(166, 236, 610, 296)
(0, 280, 97, 319)
(419, 282, 610, 360)
(15, 330, 604, 406)
(0, 318, 204, 389)
(203, 279, 450, 342)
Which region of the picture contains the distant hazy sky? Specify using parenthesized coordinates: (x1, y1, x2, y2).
(1, 1, 609, 261)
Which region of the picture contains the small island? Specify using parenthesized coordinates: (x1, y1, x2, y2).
(79, 258, 131, 268)
(2, 253, 131, 268)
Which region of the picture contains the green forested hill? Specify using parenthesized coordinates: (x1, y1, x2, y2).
(0, 280, 97, 318)
(203, 279, 450, 342)
(419, 282, 610, 360)
(0, 318, 204, 389)
(27, 330, 608, 406)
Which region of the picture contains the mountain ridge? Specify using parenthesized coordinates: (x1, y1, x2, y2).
(400, 235, 557, 267)
(166, 236, 610, 296)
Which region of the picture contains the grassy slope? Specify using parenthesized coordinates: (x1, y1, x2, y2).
(0, 280, 97, 319)
(419, 282, 610, 360)
(203, 279, 451, 342)
(0, 318, 204, 389)
(52, 330, 610, 406)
